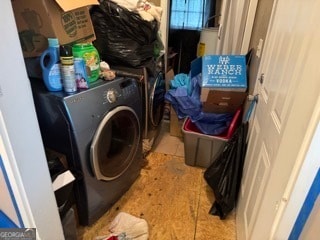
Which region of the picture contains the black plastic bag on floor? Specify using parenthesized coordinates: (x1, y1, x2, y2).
(204, 121, 248, 219)
(204, 97, 257, 219)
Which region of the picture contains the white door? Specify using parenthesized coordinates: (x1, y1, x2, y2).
(216, 0, 258, 54)
(236, 0, 320, 239)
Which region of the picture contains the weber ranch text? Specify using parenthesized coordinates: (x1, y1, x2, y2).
(206, 56, 243, 76)
(206, 64, 242, 76)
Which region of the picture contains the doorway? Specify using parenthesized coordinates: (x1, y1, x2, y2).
(167, 0, 216, 74)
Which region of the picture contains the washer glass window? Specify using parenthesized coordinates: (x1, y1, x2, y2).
(149, 72, 165, 127)
(91, 106, 140, 181)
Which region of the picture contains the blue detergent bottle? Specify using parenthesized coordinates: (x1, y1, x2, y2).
(40, 38, 62, 91)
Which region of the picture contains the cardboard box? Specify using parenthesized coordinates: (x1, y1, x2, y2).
(201, 89, 247, 113)
(165, 69, 175, 91)
(196, 55, 247, 90)
(170, 106, 184, 138)
(191, 55, 248, 113)
(12, 0, 99, 58)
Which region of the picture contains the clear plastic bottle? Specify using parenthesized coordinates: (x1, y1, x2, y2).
(60, 45, 76, 93)
(40, 38, 62, 91)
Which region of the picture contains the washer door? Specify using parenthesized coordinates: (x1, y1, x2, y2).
(90, 106, 140, 181)
(149, 72, 165, 127)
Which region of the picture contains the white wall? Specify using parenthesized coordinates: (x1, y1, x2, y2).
(160, 0, 169, 72)
(0, 1, 64, 239)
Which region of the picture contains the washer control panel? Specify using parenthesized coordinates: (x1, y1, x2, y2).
(120, 78, 137, 98)
(103, 88, 119, 104)
(106, 89, 117, 103)
(102, 79, 138, 104)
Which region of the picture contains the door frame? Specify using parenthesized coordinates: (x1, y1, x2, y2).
(271, 99, 320, 238)
(216, 0, 258, 54)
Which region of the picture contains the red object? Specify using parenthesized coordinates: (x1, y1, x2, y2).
(106, 236, 118, 240)
(183, 108, 242, 140)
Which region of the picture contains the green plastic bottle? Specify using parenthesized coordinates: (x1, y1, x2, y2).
(72, 43, 100, 83)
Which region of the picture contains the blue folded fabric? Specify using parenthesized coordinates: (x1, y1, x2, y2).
(191, 111, 233, 135)
(170, 73, 189, 89)
(165, 73, 233, 135)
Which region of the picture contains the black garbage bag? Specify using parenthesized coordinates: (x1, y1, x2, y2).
(204, 121, 248, 219)
(90, 0, 159, 67)
(204, 97, 257, 219)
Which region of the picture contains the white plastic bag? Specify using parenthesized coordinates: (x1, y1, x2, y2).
(109, 212, 149, 240)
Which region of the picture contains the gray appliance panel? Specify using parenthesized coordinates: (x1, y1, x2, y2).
(63, 77, 141, 132)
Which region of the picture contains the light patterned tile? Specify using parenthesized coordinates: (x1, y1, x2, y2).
(175, 140, 185, 157)
(153, 134, 180, 155)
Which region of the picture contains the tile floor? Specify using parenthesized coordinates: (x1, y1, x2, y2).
(77, 120, 236, 240)
(152, 120, 185, 157)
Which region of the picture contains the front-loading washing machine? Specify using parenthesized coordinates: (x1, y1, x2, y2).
(142, 65, 165, 152)
(110, 57, 166, 154)
(31, 77, 143, 226)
